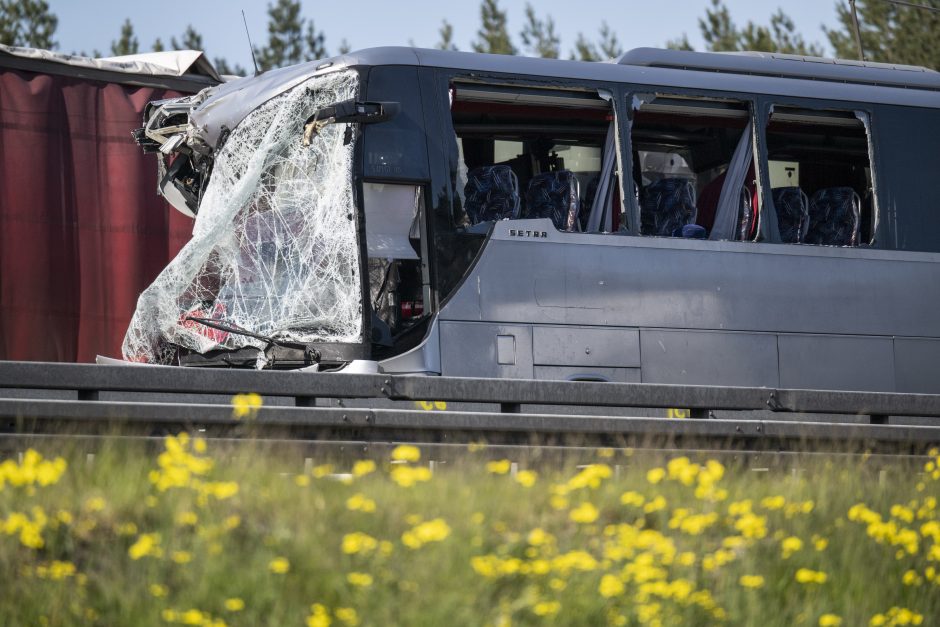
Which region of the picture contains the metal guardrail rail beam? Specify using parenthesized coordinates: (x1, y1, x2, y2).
(1, 362, 940, 423)
(0, 398, 937, 453)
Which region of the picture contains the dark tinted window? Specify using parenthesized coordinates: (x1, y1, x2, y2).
(362, 66, 429, 180)
(871, 105, 940, 253)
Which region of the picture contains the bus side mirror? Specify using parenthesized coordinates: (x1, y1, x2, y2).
(303, 100, 399, 145)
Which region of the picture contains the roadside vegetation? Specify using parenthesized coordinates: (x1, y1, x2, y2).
(0, 432, 937, 626)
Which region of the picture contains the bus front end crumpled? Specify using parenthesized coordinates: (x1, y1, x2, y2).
(124, 70, 364, 368)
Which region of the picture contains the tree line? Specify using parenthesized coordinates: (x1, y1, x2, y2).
(2, 0, 940, 74)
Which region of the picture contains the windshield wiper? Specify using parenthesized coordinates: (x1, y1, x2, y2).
(186, 316, 321, 362)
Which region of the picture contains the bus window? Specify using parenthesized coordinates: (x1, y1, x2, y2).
(629, 96, 756, 241)
(450, 84, 617, 233)
(363, 183, 428, 351)
(764, 108, 875, 246)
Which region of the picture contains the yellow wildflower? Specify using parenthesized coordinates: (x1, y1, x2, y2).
(599, 574, 625, 597)
(646, 467, 666, 484)
(171, 550, 192, 564)
(346, 493, 377, 513)
(486, 459, 511, 475)
(515, 470, 537, 487)
(175, 511, 198, 526)
(335, 607, 360, 626)
(84, 496, 106, 512)
(402, 518, 451, 549)
(128, 533, 161, 560)
(795, 568, 827, 584)
(150, 583, 168, 598)
(901, 570, 922, 586)
(620, 491, 645, 507)
(391, 445, 421, 463)
(312, 464, 333, 478)
(761, 495, 786, 510)
(569, 502, 600, 524)
(224, 598, 245, 612)
(307, 604, 331, 627)
(295, 475, 311, 487)
(739, 575, 765, 589)
(342, 532, 378, 555)
(819, 615, 842, 627)
(527, 528, 551, 546)
(389, 465, 432, 488)
(352, 460, 376, 477)
(533, 601, 561, 617)
(781, 536, 803, 558)
(231, 392, 263, 419)
(269, 557, 290, 574)
(346, 572, 373, 587)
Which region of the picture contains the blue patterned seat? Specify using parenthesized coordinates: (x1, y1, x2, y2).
(464, 165, 520, 225)
(524, 170, 581, 231)
(640, 178, 697, 236)
(805, 187, 860, 246)
(772, 186, 809, 243)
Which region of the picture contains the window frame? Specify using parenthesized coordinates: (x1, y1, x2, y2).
(622, 89, 759, 239)
(754, 97, 881, 246)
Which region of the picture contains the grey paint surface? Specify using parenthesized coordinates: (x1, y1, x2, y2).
(893, 338, 940, 394)
(639, 330, 779, 387)
(532, 326, 640, 367)
(778, 335, 896, 392)
(439, 322, 534, 379)
(442, 220, 940, 337)
(435, 220, 940, 391)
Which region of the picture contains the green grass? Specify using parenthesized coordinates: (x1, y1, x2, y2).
(0, 435, 937, 627)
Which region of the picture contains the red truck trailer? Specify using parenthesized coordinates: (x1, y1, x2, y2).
(0, 46, 220, 362)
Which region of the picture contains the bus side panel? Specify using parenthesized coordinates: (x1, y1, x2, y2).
(437, 221, 940, 391)
(894, 339, 940, 394)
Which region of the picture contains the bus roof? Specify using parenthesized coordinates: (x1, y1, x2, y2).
(188, 46, 940, 150)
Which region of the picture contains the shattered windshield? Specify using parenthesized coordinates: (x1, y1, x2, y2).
(123, 70, 362, 364)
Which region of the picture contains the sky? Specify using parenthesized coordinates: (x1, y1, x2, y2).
(47, 0, 844, 67)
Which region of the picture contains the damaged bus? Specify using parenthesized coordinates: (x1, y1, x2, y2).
(123, 47, 940, 393)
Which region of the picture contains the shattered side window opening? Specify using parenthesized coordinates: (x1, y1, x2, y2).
(123, 70, 362, 364)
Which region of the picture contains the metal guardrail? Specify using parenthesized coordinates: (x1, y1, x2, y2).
(0, 361, 938, 452)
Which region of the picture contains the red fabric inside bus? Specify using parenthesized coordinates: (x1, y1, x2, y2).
(0, 69, 194, 362)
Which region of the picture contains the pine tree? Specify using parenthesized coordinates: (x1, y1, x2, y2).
(152, 38, 165, 52)
(666, 35, 695, 51)
(337, 38, 351, 55)
(596, 22, 622, 58)
(826, 0, 940, 68)
(0, 0, 58, 49)
(472, 0, 516, 55)
(214, 57, 248, 77)
(520, 4, 559, 58)
(111, 18, 139, 56)
(570, 22, 621, 61)
(437, 20, 458, 51)
(255, 0, 328, 70)
(303, 20, 326, 60)
(171, 25, 203, 51)
(687, 0, 823, 55)
(256, 0, 304, 69)
(571, 33, 599, 61)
